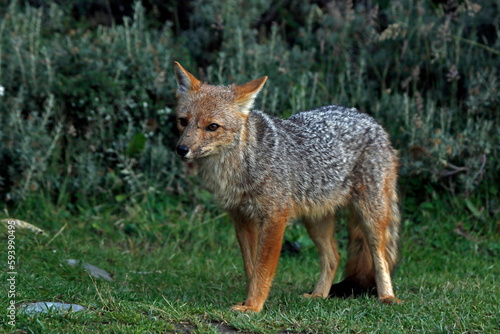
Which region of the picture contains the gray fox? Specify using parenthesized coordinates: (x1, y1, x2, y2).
(174, 62, 401, 312)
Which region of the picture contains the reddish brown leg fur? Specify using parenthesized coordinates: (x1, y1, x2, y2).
(303, 213, 340, 298)
(231, 211, 289, 313)
(330, 170, 400, 305)
(231, 213, 258, 286)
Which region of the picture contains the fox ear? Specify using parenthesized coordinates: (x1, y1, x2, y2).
(235, 76, 268, 114)
(174, 61, 201, 96)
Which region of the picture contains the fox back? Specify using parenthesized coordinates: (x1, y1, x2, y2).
(175, 70, 396, 220)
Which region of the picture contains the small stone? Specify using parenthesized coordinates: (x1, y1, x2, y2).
(129, 270, 163, 275)
(67, 259, 113, 281)
(20, 302, 84, 315)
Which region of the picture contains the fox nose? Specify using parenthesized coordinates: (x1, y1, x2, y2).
(176, 145, 190, 157)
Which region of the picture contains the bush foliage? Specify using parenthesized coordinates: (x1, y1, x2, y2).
(0, 0, 498, 206)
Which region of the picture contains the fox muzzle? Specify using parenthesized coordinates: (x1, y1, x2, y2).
(176, 145, 190, 157)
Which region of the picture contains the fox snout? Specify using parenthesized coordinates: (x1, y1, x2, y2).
(175, 132, 217, 160)
(176, 134, 196, 159)
(176, 144, 190, 158)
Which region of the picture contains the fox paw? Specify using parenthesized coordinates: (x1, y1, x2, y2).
(380, 296, 402, 305)
(303, 293, 324, 299)
(230, 303, 260, 313)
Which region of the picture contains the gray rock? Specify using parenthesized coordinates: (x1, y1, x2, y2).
(20, 302, 84, 315)
(67, 259, 113, 281)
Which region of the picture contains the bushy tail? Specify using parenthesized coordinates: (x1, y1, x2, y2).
(329, 207, 375, 297)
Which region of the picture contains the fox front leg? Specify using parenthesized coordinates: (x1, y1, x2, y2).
(231, 213, 258, 287)
(231, 211, 289, 313)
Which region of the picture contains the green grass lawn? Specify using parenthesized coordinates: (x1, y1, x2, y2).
(1, 193, 498, 333)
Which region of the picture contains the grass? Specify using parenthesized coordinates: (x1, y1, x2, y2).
(0, 191, 498, 333)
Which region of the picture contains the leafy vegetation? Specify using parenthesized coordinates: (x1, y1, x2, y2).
(0, 0, 498, 204)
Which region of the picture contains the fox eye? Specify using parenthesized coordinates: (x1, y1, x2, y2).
(207, 123, 219, 131)
(179, 117, 188, 127)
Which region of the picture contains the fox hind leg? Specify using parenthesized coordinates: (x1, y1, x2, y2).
(303, 213, 340, 298)
(365, 170, 401, 303)
(330, 178, 400, 303)
(362, 206, 400, 305)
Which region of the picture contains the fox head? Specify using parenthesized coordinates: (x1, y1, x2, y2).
(173, 62, 267, 160)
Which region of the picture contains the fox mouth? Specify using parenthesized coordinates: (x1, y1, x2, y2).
(177, 148, 215, 162)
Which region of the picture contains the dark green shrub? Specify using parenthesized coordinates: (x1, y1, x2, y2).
(0, 0, 498, 206)
(0, 1, 181, 203)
